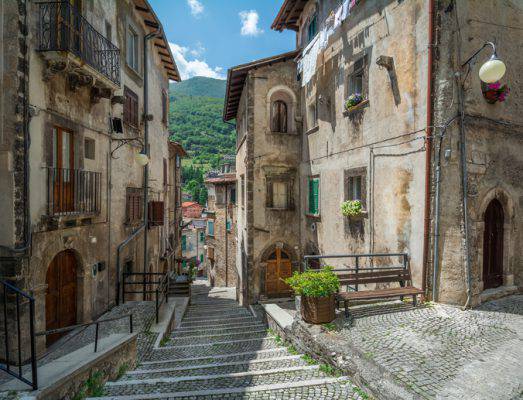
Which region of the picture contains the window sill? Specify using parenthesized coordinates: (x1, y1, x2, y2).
(268, 131, 298, 136)
(305, 126, 319, 135)
(125, 64, 143, 83)
(344, 210, 368, 219)
(343, 99, 369, 116)
(266, 207, 293, 212)
(306, 213, 321, 221)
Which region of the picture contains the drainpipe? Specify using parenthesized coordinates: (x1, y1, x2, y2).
(432, 135, 444, 301)
(421, 0, 435, 300)
(142, 29, 160, 299)
(0, 0, 31, 256)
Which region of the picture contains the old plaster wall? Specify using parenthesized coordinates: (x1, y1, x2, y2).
(299, 0, 428, 288)
(431, 0, 523, 305)
(249, 61, 301, 302)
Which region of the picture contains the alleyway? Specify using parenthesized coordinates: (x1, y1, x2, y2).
(93, 280, 366, 399)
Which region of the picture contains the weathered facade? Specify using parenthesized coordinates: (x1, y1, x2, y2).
(225, 0, 522, 306)
(180, 219, 206, 275)
(0, 0, 182, 359)
(204, 171, 237, 289)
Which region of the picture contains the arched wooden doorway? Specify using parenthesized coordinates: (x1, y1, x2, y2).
(45, 250, 77, 345)
(265, 247, 292, 297)
(483, 199, 504, 289)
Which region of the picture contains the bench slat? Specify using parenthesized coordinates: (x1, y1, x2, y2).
(335, 268, 409, 279)
(339, 275, 411, 285)
(337, 286, 423, 300)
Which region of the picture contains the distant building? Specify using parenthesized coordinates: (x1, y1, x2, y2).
(182, 201, 204, 219)
(204, 170, 237, 289)
(180, 219, 206, 276)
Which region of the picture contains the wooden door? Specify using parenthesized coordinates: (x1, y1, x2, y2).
(45, 251, 77, 346)
(483, 199, 504, 289)
(53, 127, 75, 213)
(265, 248, 292, 297)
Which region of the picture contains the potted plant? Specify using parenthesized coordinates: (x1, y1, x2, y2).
(345, 93, 364, 110)
(284, 267, 339, 324)
(341, 199, 363, 218)
(482, 81, 510, 104)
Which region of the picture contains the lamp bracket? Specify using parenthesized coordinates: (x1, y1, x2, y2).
(461, 41, 496, 68)
(110, 136, 145, 159)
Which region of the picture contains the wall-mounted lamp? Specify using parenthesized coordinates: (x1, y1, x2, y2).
(462, 41, 506, 83)
(135, 151, 150, 166)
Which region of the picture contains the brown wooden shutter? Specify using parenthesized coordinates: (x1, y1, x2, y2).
(148, 201, 165, 226)
(163, 158, 167, 187)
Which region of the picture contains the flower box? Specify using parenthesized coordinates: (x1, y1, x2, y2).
(481, 81, 509, 104)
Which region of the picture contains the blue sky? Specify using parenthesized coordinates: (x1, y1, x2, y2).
(149, 0, 295, 80)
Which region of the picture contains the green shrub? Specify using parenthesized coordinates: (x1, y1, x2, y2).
(284, 267, 339, 298)
(341, 200, 362, 217)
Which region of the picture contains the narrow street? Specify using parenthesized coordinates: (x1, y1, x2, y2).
(94, 280, 366, 399)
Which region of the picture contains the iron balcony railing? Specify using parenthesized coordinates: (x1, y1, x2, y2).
(47, 168, 102, 216)
(37, 1, 120, 85)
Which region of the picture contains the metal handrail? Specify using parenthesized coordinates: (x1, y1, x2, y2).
(36, 313, 133, 354)
(122, 272, 169, 323)
(1, 281, 37, 390)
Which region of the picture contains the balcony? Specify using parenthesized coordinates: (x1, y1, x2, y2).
(47, 168, 102, 216)
(37, 1, 120, 91)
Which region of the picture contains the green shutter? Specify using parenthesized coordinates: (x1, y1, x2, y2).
(308, 178, 319, 215)
(182, 259, 186, 268)
(200, 254, 203, 262)
(181, 235, 186, 251)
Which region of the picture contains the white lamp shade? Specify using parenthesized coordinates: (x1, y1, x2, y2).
(135, 152, 149, 166)
(479, 57, 506, 83)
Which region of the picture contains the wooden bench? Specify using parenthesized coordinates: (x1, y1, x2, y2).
(335, 267, 423, 317)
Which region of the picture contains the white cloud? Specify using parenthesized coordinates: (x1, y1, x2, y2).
(187, 0, 204, 17)
(239, 10, 264, 36)
(169, 42, 224, 80)
(189, 42, 206, 57)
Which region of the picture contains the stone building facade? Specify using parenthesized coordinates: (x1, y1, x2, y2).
(204, 172, 238, 289)
(180, 219, 206, 275)
(0, 0, 182, 359)
(225, 0, 522, 306)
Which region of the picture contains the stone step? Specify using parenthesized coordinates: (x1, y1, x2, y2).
(180, 315, 258, 327)
(149, 337, 280, 359)
(138, 348, 290, 370)
(89, 379, 355, 400)
(167, 330, 269, 346)
(102, 366, 330, 396)
(183, 307, 251, 317)
(123, 355, 307, 380)
(172, 323, 267, 337)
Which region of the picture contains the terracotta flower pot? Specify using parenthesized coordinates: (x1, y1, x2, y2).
(301, 294, 335, 324)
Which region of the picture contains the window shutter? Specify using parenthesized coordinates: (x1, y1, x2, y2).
(148, 201, 165, 226)
(181, 235, 186, 251)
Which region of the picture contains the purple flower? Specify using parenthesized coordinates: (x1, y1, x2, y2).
(487, 82, 501, 90)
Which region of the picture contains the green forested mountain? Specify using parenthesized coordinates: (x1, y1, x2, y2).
(168, 77, 235, 170)
(169, 76, 226, 98)
(168, 77, 235, 205)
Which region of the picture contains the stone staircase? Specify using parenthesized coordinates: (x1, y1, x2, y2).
(90, 282, 364, 399)
(168, 276, 191, 298)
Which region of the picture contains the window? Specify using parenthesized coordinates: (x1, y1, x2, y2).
(208, 220, 215, 236)
(176, 155, 181, 168)
(182, 259, 187, 268)
(308, 176, 320, 216)
(126, 25, 139, 71)
(126, 187, 143, 224)
(105, 21, 112, 43)
(230, 186, 236, 204)
(226, 219, 232, 232)
(199, 231, 205, 242)
(84, 138, 95, 160)
(307, 13, 317, 43)
(162, 90, 168, 125)
(266, 176, 293, 210)
(271, 100, 287, 133)
(123, 86, 139, 128)
(181, 235, 187, 251)
(200, 254, 204, 263)
(345, 168, 367, 208)
(308, 102, 318, 129)
(347, 56, 369, 99)
(215, 186, 225, 205)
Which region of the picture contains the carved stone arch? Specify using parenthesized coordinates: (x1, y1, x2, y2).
(266, 85, 297, 134)
(259, 241, 298, 264)
(471, 186, 517, 299)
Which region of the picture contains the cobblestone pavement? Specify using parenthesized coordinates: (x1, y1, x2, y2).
(332, 295, 523, 399)
(91, 280, 368, 399)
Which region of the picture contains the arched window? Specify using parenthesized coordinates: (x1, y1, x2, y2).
(271, 100, 288, 133)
